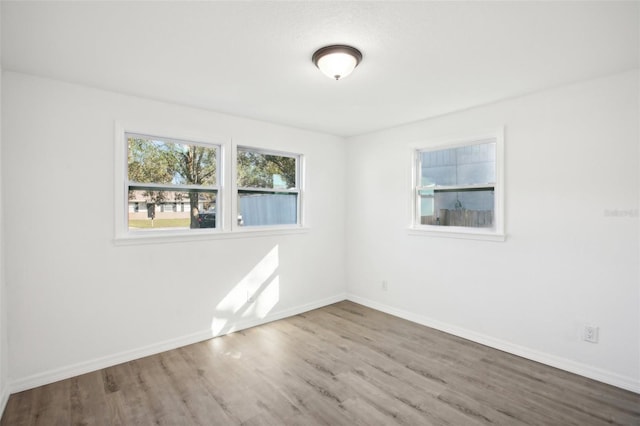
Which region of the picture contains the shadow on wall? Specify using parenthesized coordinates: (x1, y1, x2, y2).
(210, 245, 280, 336)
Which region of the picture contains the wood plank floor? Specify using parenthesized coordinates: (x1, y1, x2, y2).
(2, 301, 639, 425)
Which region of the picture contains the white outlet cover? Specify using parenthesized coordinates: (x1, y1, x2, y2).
(583, 325, 599, 343)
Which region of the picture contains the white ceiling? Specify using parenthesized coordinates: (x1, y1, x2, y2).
(2, 1, 638, 137)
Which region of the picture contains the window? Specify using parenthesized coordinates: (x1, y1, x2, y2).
(116, 125, 307, 242)
(237, 147, 301, 227)
(413, 132, 504, 240)
(126, 133, 220, 231)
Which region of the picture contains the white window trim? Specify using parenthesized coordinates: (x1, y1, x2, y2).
(114, 122, 308, 244)
(408, 129, 505, 242)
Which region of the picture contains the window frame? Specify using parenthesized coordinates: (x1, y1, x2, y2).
(234, 145, 303, 230)
(122, 131, 223, 236)
(409, 130, 505, 241)
(114, 123, 308, 244)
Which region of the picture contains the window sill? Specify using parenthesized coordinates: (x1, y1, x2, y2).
(408, 226, 506, 242)
(114, 226, 310, 246)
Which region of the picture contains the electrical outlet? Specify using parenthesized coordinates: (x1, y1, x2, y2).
(583, 325, 599, 343)
(382, 280, 388, 291)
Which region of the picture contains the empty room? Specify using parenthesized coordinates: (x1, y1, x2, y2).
(0, 1, 639, 424)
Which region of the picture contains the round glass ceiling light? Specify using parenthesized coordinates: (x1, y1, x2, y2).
(312, 45, 363, 80)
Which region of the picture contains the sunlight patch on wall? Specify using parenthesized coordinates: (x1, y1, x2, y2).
(244, 275, 279, 319)
(210, 317, 229, 336)
(211, 245, 280, 336)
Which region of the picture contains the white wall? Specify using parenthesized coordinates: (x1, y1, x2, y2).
(345, 70, 640, 392)
(2, 68, 638, 396)
(2, 72, 347, 390)
(0, 2, 9, 410)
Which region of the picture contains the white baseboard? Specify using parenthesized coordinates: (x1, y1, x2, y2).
(10, 292, 638, 396)
(10, 293, 347, 393)
(0, 384, 9, 417)
(346, 294, 640, 394)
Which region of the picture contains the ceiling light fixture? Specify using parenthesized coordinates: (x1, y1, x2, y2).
(312, 45, 363, 81)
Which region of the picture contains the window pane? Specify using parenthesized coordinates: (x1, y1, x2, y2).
(237, 191, 297, 226)
(421, 141, 495, 186)
(237, 149, 296, 189)
(128, 188, 217, 229)
(128, 136, 217, 186)
(420, 148, 457, 185)
(419, 189, 494, 227)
